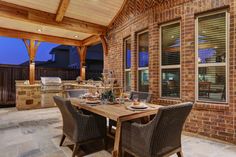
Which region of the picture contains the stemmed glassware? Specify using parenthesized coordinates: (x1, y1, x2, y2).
(119, 92, 125, 104)
(132, 94, 139, 103)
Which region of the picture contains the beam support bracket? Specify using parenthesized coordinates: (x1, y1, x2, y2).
(77, 46, 87, 80)
(23, 39, 41, 84)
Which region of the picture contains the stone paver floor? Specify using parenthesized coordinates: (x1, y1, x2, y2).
(0, 107, 236, 157)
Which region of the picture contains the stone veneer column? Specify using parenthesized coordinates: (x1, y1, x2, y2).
(16, 84, 41, 110)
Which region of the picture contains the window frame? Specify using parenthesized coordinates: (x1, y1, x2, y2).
(195, 10, 229, 103)
(159, 21, 182, 99)
(137, 30, 149, 92)
(124, 36, 131, 91)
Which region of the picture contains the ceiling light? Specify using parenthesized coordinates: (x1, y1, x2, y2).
(202, 30, 206, 33)
(74, 35, 79, 38)
(198, 57, 201, 63)
(37, 28, 42, 32)
(171, 35, 175, 39)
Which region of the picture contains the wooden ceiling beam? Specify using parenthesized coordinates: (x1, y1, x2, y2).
(82, 35, 101, 46)
(76, 46, 87, 63)
(55, 0, 70, 22)
(76, 46, 87, 80)
(0, 1, 107, 35)
(100, 35, 108, 55)
(81, 35, 109, 52)
(0, 27, 82, 46)
(22, 39, 41, 84)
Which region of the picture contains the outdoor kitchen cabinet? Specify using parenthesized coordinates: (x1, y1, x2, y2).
(15, 80, 66, 110)
(15, 80, 122, 110)
(15, 83, 42, 110)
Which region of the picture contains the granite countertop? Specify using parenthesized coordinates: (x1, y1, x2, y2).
(62, 83, 122, 89)
(16, 84, 41, 87)
(15, 81, 121, 89)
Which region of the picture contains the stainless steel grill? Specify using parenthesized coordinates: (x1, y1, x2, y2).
(41, 77, 62, 92)
(40, 77, 63, 107)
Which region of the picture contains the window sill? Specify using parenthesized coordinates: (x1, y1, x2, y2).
(157, 98, 182, 105)
(156, 98, 229, 111)
(194, 101, 229, 112)
(159, 97, 181, 101)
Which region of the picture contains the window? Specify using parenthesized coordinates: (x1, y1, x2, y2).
(137, 31, 149, 92)
(196, 12, 228, 102)
(160, 22, 181, 98)
(124, 37, 131, 91)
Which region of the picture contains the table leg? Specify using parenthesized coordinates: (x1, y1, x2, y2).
(112, 119, 122, 157)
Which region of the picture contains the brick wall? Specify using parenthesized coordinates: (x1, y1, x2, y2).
(105, 0, 236, 144)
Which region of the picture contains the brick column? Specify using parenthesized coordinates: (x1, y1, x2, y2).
(149, 21, 159, 101)
(131, 32, 137, 91)
(181, 11, 195, 101)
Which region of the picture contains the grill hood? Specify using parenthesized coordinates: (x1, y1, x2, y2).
(41, 77, 62, 86)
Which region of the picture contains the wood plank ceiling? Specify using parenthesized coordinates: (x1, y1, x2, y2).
(0, 0, 125, 46)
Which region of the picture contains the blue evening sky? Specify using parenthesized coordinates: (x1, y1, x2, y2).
(0, 36, 59, 65)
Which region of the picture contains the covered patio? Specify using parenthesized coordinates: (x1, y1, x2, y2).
(0, 107, 236, 157)
(0, 0, 236, 157)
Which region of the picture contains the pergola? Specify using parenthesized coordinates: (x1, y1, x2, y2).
(0, 0, 126, 84)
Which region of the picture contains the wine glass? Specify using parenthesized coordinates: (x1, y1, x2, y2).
(132, 94, 139, 103)
(119, 93, 125, 104)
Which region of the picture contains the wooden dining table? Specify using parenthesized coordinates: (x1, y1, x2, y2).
(70, 98, 162, 157)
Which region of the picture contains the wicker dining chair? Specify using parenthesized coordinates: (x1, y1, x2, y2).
(53, 96, 107, 157)
(129, 91, 152, 103)
(108, 91, 152, 135)
(66, 89, 88, 98)
(121, 102, 193, 157)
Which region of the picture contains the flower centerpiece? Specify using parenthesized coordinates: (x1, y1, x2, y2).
(100, 70, 116, 104)
(101, 90, 115, 103)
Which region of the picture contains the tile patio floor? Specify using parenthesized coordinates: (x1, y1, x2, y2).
(0, 107, 236, 157)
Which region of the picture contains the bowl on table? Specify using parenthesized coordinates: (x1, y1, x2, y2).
(85, 97, 100, 104)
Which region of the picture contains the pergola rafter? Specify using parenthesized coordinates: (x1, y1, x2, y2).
(55, 0, 71, 22)
(0, 27, 82, 46)
(0, 1, 107, 35)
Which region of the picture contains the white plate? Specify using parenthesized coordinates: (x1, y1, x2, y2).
(86, 100, 100, 104)
(130, 102, 148, 109)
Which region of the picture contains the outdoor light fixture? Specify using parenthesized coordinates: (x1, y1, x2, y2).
(81, 66, 86, 80)
(198, 57, 201, 63)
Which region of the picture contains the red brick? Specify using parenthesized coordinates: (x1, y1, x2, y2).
(105, 0, 236, 144)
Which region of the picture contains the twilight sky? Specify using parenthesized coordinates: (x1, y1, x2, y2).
(0, 36, 59, 65)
